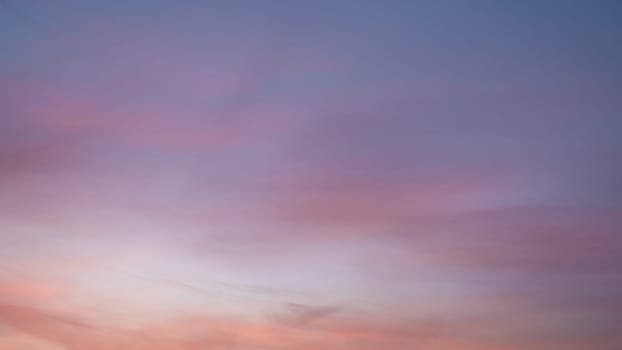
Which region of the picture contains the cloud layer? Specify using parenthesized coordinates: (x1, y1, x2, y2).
(1, 1, 621, 349)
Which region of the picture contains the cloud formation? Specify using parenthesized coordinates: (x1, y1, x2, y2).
(0, 1, 621, 349)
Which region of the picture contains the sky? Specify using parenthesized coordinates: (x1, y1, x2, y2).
(0, 1, 621, 349)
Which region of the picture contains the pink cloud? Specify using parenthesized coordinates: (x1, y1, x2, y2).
(0, 279, 68, 300)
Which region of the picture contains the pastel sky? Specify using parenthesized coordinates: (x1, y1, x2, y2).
(1, 1, 621, 349)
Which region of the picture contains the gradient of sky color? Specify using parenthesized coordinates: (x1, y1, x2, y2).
(1, 1, 621, 349)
